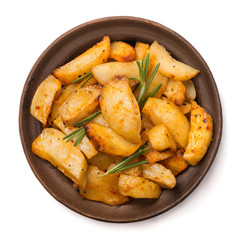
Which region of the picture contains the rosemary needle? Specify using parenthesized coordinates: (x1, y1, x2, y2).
(73, 72, 92, 83)
(74, 110, 101, 127)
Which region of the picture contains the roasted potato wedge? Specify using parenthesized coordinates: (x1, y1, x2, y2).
(100, 75, 141, 143)
(146, 150, 175, 165)
(178, 102, 192, 115)
(110, 41, 135, 62)
(92, 61, 139, 86)
(87, 152, 117, 171)
(135, 41, 149, 60)
(141, 114, 154, 131)
(79, 165, 129, 205)
(183, 80, 196, 100)
(148, 124, 177, 152)
(142, 98, 190, 148)
(118, 174, 161, 198)
(30, 75, 61, 126)
(141, 163, 176, 189)
(84, 122, 141, 157)
(49, 83, 79, 124)
(161, 149, 189, 176)
(53, 117, 97, 159)
(149, 41, 200, 81)
(163, 79, 186, 105)
(59, 84, 102, 126)
(183, 101, 213, 166)
(123, 157, 142, 177)
(32, 128, 87, 189)
(91, 113, 109, 127)
(53, 36, 110, 85)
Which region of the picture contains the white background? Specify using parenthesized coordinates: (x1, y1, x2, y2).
(1, 0, 239, 239)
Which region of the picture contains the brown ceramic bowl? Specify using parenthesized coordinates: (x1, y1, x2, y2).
(19, 16, 222, 223)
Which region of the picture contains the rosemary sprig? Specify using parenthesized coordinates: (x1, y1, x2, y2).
(99, 144, 149, 177)
(62, 110, 100, 146)
(112, 160, 148, 173)
(73, 72, 93, 84)
(74, 110, 101, 127)
(136, 53, 160, 106)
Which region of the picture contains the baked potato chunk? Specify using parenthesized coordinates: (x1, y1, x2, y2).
(135, 41, 149, 60)
(163, 79, 186, 105)
(91, 113, 109, 127)
(92, 61, 139, 86)
(178, 102, 192, 115)
(142, 98, 190, 148)
(183, 80, 196, 100)
(59, 84, 102, 126)
(118, 174, 161, 198)
(141, 163, 176, 189)
(49, 83, 78, 124)
(32, 128, 87, 189)
(53, 117, 97, 159)
(53, 36, 110, 85)
(110, 41, 135, 62)
(146, 150, 174, 165)
(87, 152, 117, 172)
(100, 75, 141, 143)
(161, 149, 189, 176)
(149, 41, 200, 81)
(79, 165, 129, 205)
(183, 101, 213, 166)
(30, 75, 61, 126)
(84, 122, 141, 157)
(148, 124, 177, 152)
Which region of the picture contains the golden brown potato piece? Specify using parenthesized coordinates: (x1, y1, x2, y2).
(84, 122, 141, 157)
(53, 117, 98, 159)
(118, 174, 161, 198)
(183, 101, 213, 166)
(141, 163, 176, 189)
(146, 150, 175, 165)
(183, 80, 196, 100)
(141, 114, 154, 131)
(149, 41, 200, 81)
(53, 36, 110, 84)
(148, 124, 177, 152)
(87, 152, 117, 171)
(142, 98, 190, 148)
(163, 79, 186, 105)
(30, 75, 61, 126)
(100, 75, 141, 143)
(32, 128, 87, 189)
(135, 42, 149, 60)
(178, 102, 192, 115)
(59, 84, 102, 126)
(92, 61, 139, 86)
(110, 41, 135, 62)
(79, 165, 129, 205)
(123, 157, 142, 177)
(49, 83, 79, 124)
(161, 149, 189, 176)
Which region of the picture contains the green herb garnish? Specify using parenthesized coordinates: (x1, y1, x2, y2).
(99, 144, 149, 177)
(73, 72, 93, 84)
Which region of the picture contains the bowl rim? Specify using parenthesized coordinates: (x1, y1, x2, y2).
(19, 16, 222, 223)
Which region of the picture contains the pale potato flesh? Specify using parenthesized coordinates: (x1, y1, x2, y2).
(100, 75, 141, 143)
(84, 122, 141, 157)
(183, 80, 196, 100)
(148, 124, 177, 152)
(163, 79, 186, 105)
(110, 41, 135, 62)
(118, 174, 161, 198)
(92, 61, 139, 86)
(30, 75, 61, 126)
(79, 165, 129, 205)
(32, 128, 87, 189)
(149, 41, 200, 81)
(141, 163, 176, 189)
(146, 150, 175, 165)
(142, 98, 190, 148)
(59, 84, 102, 126)
(183, 101, 213, 166)
(53, 36, 110, 85)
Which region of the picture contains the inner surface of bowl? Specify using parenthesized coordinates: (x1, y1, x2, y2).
(19, 16, 222, 223)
